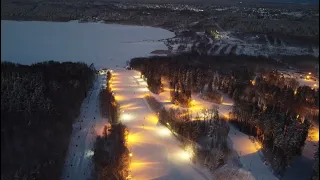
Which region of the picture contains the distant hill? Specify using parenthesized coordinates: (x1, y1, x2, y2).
(99, 0, 318, 4)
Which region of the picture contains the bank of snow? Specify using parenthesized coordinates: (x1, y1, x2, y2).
(1, 20, 174, 69)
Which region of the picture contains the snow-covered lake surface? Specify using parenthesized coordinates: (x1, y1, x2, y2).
(1, 20, 174, 69)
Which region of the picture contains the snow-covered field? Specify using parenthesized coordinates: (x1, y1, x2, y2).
(168, 29, 319, 57)
(1, 20, 174, 69)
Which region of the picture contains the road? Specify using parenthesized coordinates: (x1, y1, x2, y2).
(111, 69, 213, 180)
(61, 75, 107, 180)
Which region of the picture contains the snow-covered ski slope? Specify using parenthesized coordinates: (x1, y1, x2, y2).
(62, 75, 107, 180)
(111, 69, 213, 180)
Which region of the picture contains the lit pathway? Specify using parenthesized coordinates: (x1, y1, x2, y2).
(111, 69, 213, 180)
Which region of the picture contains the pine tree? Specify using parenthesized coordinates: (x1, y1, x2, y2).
(232, 88, 240, 101)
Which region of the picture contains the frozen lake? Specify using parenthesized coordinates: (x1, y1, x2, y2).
(1, 20, 174, 69)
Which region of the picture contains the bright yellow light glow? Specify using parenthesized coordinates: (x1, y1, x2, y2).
(309, 72, 312, 75)
(255, 141, 262, 150)
(175, 145, 194, 161)
(129, 153, 133, 157)
(146, 114, 158, 124)
(223, 113, 230, 120)
(158, 127, 171, 136)
(180, 151, 191, 160)
(129, 161, 161, 172)
(240, 143, 260, 156)
(121, 103, 135, 109)
(121, 113, 133, 121)
(115, 95, 126, 101)
(110, 87, 124, 91)
(308, 126, 319, 142)
(294, 90, 297, 95)
(187, 99, 206, 112)
(127, 133, 140, 144)
(163, 87, 174, 91)
(179, 112, 191, 118)
(111, 81, 122, 84)
(314, 84, 317, 87)
(222, 102, 233, 106)
(121, 103, 143, 110)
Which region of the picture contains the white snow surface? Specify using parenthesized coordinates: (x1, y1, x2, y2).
(1, 20, 174, 69)
(62, 75, 107, 180)
(111, 69, 214, 180)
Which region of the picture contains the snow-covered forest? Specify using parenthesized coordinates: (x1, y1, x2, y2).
(1, 61, 95, 180)
(130, 54, 319, 178)
(92, 71, 129, 180)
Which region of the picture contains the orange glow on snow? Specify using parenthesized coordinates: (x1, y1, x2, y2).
(129, 161, 164, 180)
(222, 102, 233, 106)
(308, 127, 319, 142)
(127, 133, 144, 145)
(115, 94, 126, 101)
(146, 114, 159, 124)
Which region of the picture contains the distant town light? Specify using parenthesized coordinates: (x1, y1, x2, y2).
(309, 72, 312, 75)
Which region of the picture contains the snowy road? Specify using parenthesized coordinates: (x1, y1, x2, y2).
(111, 69, 213, 180)
(61, 75, 107, 180)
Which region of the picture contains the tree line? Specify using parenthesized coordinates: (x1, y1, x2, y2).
(99, 71, 119, 124)
(92, 71, 129, 180)
(1, 61, 95, 180)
